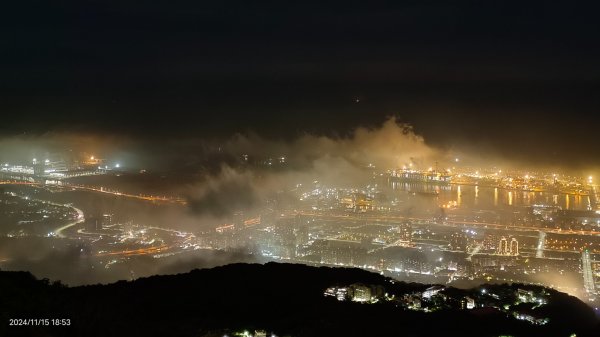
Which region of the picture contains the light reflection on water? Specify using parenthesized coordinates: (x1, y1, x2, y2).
(390, 182, 588, 211)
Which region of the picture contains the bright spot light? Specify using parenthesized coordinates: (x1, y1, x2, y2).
(91, 156, 95, 160)
(455, 158, 459, 162)
(115, 163, 120, 168)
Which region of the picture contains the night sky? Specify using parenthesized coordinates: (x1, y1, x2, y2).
(1, 1, 599, 165)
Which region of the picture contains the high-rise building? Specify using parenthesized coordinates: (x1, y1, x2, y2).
(497, 237, 518, 256)
(510, 238, 519, 256)
(498, 237, 508, 255)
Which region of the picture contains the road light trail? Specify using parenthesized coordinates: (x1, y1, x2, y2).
(55, 205, 85, 238)
(536, 231, 546, 258)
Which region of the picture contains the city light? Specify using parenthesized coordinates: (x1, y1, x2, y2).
(0, 2, 596, 336)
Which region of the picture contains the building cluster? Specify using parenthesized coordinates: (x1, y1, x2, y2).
(0, 191, 78, 237)
(323, 281, 551, 325)
(324, 283, 386, 303)
(0, 152, 115, 182)
(198, 207, 599, 301)
(497, 236, 519, 256)
(390, 165, 594, 198)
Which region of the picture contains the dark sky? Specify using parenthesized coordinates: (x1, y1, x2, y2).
(1, 1, 599, 165)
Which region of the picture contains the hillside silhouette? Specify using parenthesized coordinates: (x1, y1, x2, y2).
(1, 262, 599, 337)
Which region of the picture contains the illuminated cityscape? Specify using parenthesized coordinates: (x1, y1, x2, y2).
(2, 154, 600, 300)
(2, 1, 600, 336)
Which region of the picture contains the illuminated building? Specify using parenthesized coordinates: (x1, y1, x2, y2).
(461, 296, 475, 309)
(340, 193, 374, 212)
(390, 168, 451, 185)
(497, 237, 518, 256)
(350, 284, 372, 302)
(510, 238, 519, 256)
(498, 237, 508, 255)
(422, 285, 445, 299)
(336, 288, 348, 301)
(397, 222, 412, 246)
(32, 158, 48, 177)
(316, 239, 367, 266)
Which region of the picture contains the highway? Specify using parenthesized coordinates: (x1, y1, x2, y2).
(65, 184, 187, 204)
(95, 244, 169, 257)
(54, 204, 85, 238)
(0, 180, 186, 204)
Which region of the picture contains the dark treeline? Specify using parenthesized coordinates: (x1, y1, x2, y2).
(0, 262, 599, 337)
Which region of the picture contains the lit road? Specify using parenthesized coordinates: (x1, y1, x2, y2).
(54, 204, 85, 238)
(0, 181, 37, 185)
(95, 244, 170, 257)
(65, 184, 187, 204)
(536, 231, 546, 258)
(0, 189, 87, 238)
(0, 180, 186, 204)
(290, 211, 600, 237)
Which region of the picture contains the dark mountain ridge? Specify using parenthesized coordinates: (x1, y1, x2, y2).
(1, 262, 598, 337)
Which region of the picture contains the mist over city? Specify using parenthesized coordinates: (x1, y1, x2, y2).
(2, 1, 600, 336)
(1, 116, 598, 293)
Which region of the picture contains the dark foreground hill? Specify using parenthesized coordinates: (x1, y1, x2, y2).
(0, 262, 598, 337)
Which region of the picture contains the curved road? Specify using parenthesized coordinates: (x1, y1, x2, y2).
(54, 204, 85, 238)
